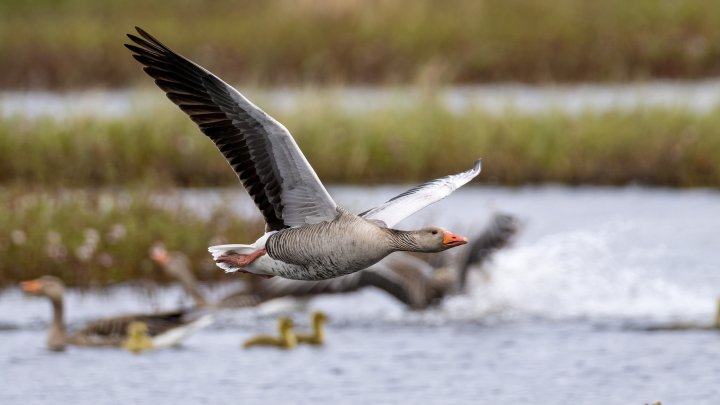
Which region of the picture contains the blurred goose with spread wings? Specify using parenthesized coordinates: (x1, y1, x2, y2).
(125, 27, 481, 281)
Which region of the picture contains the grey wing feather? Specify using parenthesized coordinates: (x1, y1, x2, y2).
(360, 160, 482, 228)
(125, 27, 337, 230)
(457, 212, 519, 291)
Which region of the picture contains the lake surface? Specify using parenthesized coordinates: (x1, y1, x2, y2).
(4, 80, 720, 119)
(1, 186, 719, 404)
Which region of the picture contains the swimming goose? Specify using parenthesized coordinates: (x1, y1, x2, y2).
(154, 213, 518, 310)
(20, 276, 212, 351)
(243, 317, 297, 349)
(296, 312, 328, 346)
(125, 27, 480, 281)
(122, 321, 153, 353)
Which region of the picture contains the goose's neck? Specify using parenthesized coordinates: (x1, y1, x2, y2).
(177, 269, 209, 308)
(48, 295, 67, 351)
(387, 229, 425, 252)
(312, 319, 325, 341)
(170, 257, 209, 308)
(280, 326, 297, 348)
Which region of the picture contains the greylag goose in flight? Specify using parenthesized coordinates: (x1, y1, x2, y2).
(125, 27, 481, 281)
(154, 213, 518, 310)
(20, 276, 211, 351)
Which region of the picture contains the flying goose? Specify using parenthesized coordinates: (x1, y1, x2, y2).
(20, 276, 212, 351)
(125, 27, 481, 281)
(154, 213, 518, 310)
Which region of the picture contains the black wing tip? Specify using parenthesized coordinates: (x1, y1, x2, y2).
(126, 26, 166, 51)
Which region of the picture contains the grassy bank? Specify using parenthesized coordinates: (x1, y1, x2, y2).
(0, 188, 262, 288)
(3, 0, 720, 88)
(2, 101, 719, 187)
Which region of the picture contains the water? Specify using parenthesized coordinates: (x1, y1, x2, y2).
(1, 186, 719, 404)
(4, 80, 720, 119)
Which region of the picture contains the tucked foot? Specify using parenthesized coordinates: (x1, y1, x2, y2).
(216, 249, 267, 269)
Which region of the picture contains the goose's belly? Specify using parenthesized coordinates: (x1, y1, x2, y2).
(250, 252, 384, 281)
(260, 222, 392, 280)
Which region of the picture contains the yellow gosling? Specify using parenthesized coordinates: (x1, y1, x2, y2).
(243, 318, 297, 349)
(122, 321, 153, 354)
(296, 312, 327, 346)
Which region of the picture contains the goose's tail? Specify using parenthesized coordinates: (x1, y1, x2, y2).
(208, 244, 258, 273)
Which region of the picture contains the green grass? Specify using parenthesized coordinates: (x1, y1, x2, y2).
(2, 99, 720, 187)
(3, 0, 720, 88)
(0, 188, 262, 288)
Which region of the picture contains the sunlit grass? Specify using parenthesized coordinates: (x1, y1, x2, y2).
(0, 188, 262, 288)
(3, 0, 720, 88)
(2, 100, 719, 187)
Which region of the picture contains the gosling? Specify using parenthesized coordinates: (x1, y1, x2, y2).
(296, 312, 328, 346)
(122, 321, 153, 354)
(243, 317, 297, 349)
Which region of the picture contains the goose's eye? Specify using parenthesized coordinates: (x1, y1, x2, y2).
(431, 230, 438, 235)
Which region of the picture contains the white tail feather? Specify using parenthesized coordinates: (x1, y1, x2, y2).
(208, 244, 257, 273)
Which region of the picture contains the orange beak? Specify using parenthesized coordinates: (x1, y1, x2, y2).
(20, 279, 42, 294)
(442, 231, 468, 247)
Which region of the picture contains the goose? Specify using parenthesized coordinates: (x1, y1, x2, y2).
(20, 276, 212, 351)
(125, 27, 481, 281)
(155, 213, 518, 310)
(122, 321, 153, 353)
(296, 312, 328, 346)
(243, 317, 297, 349)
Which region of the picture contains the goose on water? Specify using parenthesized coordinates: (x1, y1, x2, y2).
(126, 27, 481, 281)
(122, 321, 154, 353)
(243, 317, 297, 349)
(154, 213, 518, 310)
(20, 276, 211, 351)
(296, 312, 328, 346)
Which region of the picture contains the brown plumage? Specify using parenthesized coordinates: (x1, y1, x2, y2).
(20, 276, 210, 351)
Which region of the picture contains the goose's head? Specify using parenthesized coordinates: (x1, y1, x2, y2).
(20, 276, 65, 301)
(127, 321, 149, 338)
(312, 311, 328, 323)
(278, 317, 294, 332)
(411, 227, 468, 252)
(150, 243, 170, 267)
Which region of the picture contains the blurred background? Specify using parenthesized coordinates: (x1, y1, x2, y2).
(1, 1, 719, 404)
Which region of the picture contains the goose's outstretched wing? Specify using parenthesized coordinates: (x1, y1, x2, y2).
(125, 27, 337, 230)
(457, 212, 519, 291)
(360, 160, 482, 228)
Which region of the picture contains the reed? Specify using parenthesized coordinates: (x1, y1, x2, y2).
(1, 100, 719, 187)
(3, 0, 720, 88)
(0, 188, 262, 287)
